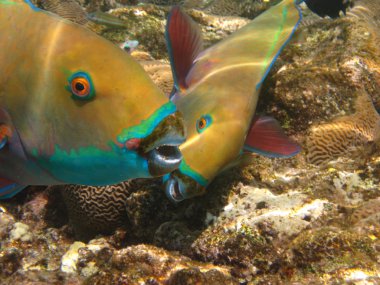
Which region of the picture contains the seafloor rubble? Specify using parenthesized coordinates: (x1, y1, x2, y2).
(1, 0, 380, 284)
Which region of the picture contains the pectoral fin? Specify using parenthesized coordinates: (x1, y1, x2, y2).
(0, 124, 12, 150)
(165, 6, 203, 94)
(0, 178, 26, 199)
(244, 116, 301, 158)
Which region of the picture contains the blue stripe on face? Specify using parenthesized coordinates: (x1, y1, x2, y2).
(38, 144, 150, 185)
(178, 160, 208, 187)
(32, 101, 179, 185)
(117, 101, 177, 144)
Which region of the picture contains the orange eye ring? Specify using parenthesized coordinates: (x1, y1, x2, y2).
(198, 118, 207, 130)
(196, 115, 212, 133)
(71, 77, 90, 97)
(67, 71, 95, 100)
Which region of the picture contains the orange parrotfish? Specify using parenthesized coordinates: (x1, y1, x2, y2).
(0, 0, 185, 198)
(163, 1, 302, 201)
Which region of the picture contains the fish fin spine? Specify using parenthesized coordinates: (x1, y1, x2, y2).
(165, 6, 203, 96)
(243, 115, 301, 158)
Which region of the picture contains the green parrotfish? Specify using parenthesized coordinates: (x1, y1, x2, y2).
(0, 0, 185, 198)
(163, 1, 303, 201)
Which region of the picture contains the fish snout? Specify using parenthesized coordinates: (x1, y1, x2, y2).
(147, 145, 182, 176)
(140, 111, 185, 176)
(165, 175, 186, 202)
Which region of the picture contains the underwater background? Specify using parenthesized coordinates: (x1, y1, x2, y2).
(1, 0, 379, 284)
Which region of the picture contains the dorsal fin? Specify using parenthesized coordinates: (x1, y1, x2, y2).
(41, 0, 88, 25)
(244, 115, 301, 158)
(165, 6, 203, 94)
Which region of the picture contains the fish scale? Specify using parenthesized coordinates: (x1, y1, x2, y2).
(0, 0, 185, 198)
(164, 0, 302, 201)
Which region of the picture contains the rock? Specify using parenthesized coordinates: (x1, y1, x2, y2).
(61, 242, 86, 274)
(0, 248, 23, 278)
(9, 222, 33, 242)
(258, 0, 380, 136)
(97, 5, 249, 59)
(139, 60, 174, 95)
(287, 227, 379, 282)
(87, 244, 237, 284)
(0, 210, 15, 239)
(141, 0, 277, 19)
(1, 0, 380, 284)
(84, 0, 138, 12)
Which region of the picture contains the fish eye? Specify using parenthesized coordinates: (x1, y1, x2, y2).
(67, 72, 95, 100)
(198, 118, 206, 129)
(196, 115, 212, 133)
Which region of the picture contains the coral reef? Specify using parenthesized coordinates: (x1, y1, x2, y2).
(1, 0, 380, 284)
(306, 90, 380, 165)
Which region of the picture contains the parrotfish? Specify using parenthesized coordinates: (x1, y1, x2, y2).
(163, 1, 302, 201)
(0, 0, 185, 198)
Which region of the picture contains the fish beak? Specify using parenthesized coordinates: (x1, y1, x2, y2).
(138, 111, 185, 177)
(165, 175, 186, 202)
(147, 145, 182, 176)
(164, 170, 206, 202)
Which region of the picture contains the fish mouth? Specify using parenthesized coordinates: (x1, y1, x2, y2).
(139, 111, 185, 176)
(165, 176, 185, 202)
(164, 170, 205, 202)
(147, 145, 182, 176)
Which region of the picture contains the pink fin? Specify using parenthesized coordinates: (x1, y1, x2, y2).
(0, 124, 11, 149)
(244, 116, 301, 158)
(0, 177, 26, 199)
(165, 6, 203, 92)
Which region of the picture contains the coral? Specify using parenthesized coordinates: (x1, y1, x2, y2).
(258, 13, 380, 135)
(349, 197, 380, 226)
(61, 242, 87, 274)
(306, 90, 380, 165)
(139, 60, 174, 95)
(84, 244, 237, 284)
(9, 222, 33, 242)
(59, 183, 132, 241)
(143, 0, 279, 19)
(289, 227, 378, 274)
(99, 5, 249, 59)
(1, 1, 380, 284)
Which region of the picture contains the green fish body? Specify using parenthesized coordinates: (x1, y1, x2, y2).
(0, 0, 185, 198)
(164, 0, 302, 201)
